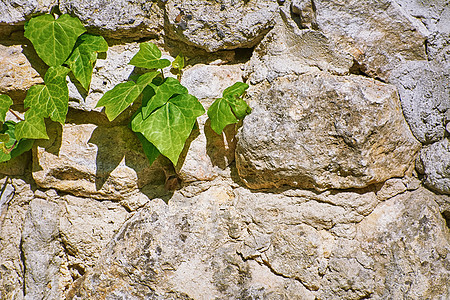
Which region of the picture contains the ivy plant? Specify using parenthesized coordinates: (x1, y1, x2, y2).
(0, 13, 251, 170)
(0, 13, 107, 162)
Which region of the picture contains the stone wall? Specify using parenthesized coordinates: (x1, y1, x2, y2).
(1, 0, 449, 299)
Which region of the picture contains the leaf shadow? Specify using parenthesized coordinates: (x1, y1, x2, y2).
(204, 119, 237, 169)
(88, 124, 174, 201)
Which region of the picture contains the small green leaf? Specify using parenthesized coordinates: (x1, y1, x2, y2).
(66, 34, 108, 90)
(172, 53, 184, 71)
(0, 121, 34, 162)
(142, 77, 188, 118)
(23, 66, 70, 124)
(0, 94, 13, 123)
(131, 93, 205, 165)
(135, 131, 160, 165)
(15, 109, 49, 140)
(96, 72, 159, 121)
(129, 42, 171, 70)
(24, 14, 86, 67)
(207, 82, 250, 134)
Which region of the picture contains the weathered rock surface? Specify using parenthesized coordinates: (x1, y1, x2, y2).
(314, 0, 427, 80)
(389, 60, 450, 144)
(236, 72, 421, 190)
(165, 0, 278, 52)
(69, 183, 450, 299)
(396, 0, 450, 65)
(32, 121, 168, 201)
(354, 187, 450, 299)
(0, 178, 34, 300)
(244, 4, 353, 84)
(22, 197, 63, 300)
(416, 138, 450, 195)
(0, 44, 43, 102)
(0, 0, 56, 24)
(59, 0, 164, 40)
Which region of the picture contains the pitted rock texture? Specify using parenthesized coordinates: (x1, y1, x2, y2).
(236, 72, 421, 190)
(389, 60, 450, 144)
(244, 9, 353, 84)
(0, 178, 34, 300)
(165, 0, 278, 52)
(59, 0, 164, 40)
(0, 0, 56, 24)
(69, 185, 450, 299)
(416, 138, 450, 195)
(313, 0, 427, 80)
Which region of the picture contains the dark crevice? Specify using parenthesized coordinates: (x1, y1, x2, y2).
(442, 211, 450, 229)
(19, 236, 26, 296)
(234, 47, 255, 63)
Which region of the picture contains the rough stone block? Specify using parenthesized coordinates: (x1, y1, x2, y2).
(165, 0, 278, 52)
(236, 72, 421, 191)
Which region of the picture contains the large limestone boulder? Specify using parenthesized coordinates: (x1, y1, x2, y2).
(236, 72, 421, 191)
(59, 0, 164, 40)
(0, 0, 56, 24)
(165, 0, 279, 52)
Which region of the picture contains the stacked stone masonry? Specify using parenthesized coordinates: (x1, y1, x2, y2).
(0, 0, 449, 299)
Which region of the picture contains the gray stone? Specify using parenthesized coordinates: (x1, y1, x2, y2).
(389, 60, 450, 144)
(165, 0, 278, 52)
(314, 0, 427, 80)
(22, 198, 63, 300)
(0, 0, 56, 24)
(236, 72, 421, 191)
(59, 0, 164, 40)
(0, 178, 34, 300)
(244, 10, 353, 84)
(416, 138, 450, 194)
(32, 121, 168, 200)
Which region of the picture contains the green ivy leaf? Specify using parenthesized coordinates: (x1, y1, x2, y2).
(0, 121, 34, 162)
(15, 109, 48, 140)
(207, 82, 250, 134)
(24, 14, 86, 67)
(96, 71, 159, 121)
(66, 34, 108, 90)
(129, 42, 171, 70)
(172, 53, 184, 72)
(131, 93, 205, 165)
(135, 132, 160, 165)
(142, 77, 188, 118)
(0, 94, 13, 123)
(23, 66, 70, 123)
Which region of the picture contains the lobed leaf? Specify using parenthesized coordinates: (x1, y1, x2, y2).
(96, 72, 159, 121)
(142, 77, 188, 118)
(15, 110, 48, 140)
(172, 53, 184, 72)
(129, 42, 171, 70)
(207, 82, 250, 134)
(0, 94, 13, 123)
(23, 66, 70, 124)
(131, 93, 205, 165)
(66, 34, 108, 90)
(24, 14, 86, 67)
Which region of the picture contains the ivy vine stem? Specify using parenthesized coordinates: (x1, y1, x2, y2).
(8, 109, 23, 121)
